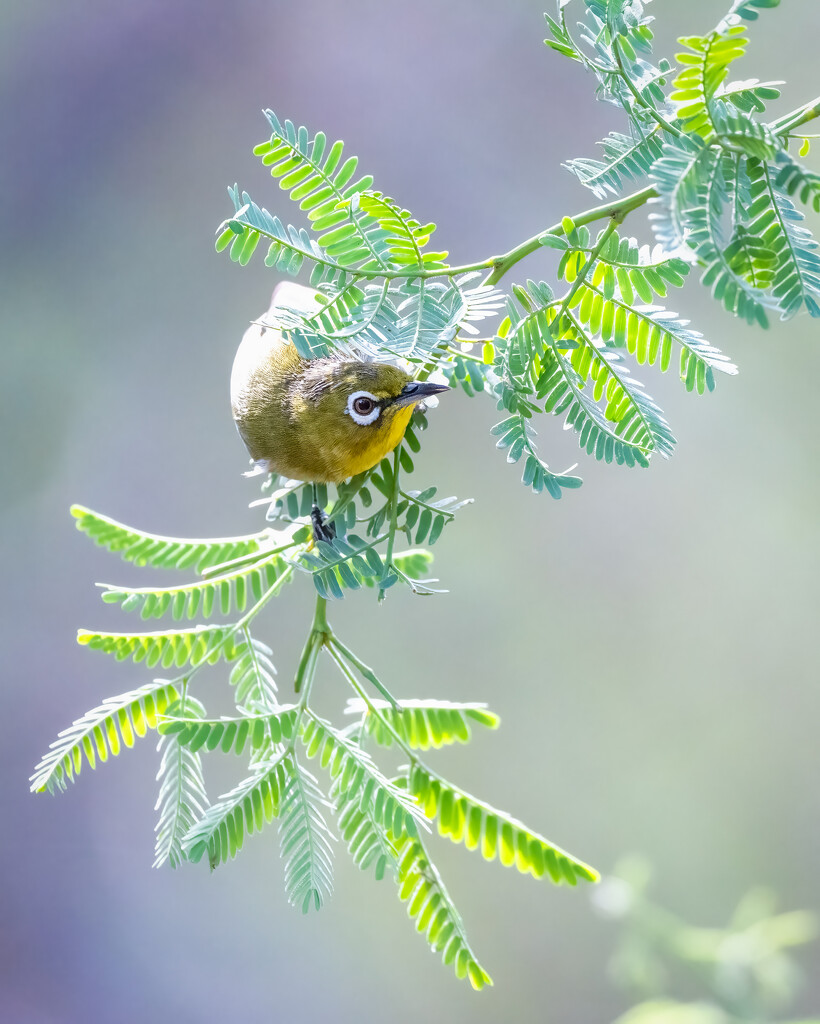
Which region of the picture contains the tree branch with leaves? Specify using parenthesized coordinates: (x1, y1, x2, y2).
(32, 0, 820, 991)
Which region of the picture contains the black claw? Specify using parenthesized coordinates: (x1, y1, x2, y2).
(311, 504, 336, 543)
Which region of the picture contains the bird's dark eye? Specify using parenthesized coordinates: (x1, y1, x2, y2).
(353, 396, 375, 416)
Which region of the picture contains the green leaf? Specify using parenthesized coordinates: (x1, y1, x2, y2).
(345, 699, 500, 750)
(652, 142, 770, 326)
(575, 281, 737, 393)
(719, 0, 780, 27)
(98, 551, 292, 621)
(71, 505, 269, 573)
(218, 189, 353, 291)
(330, 735, 492, 989)
(504, 281, 670, 464)
(574, 0, 668, 116)
(253, 110, 387, 273)
(723, 223, 777, 296)
(557, 212, 735, 399)
(392, 829, 493, 990)
(397, 488, 472, 547)
(544, 10, 584, 65)
(154, 695, 208, 869)
(718, 77, 782, 116)
(279, 758, 335, 913)
(746, 157, 820, 318)
(409, 765, 599, 886)
(229, 630, 279, 709)
(649, 135, 714, 254)
(539, 233, 569, 251)
(561, 228, 691, 301)
(492, 413, 584, 495)
(391, 548, 435, 581)
(30, 680, 181, 794)
(672, 26, 749, 138)
(444, 351, 492, 397)
(263, 478, 323, 524)
(564, 127, 664, 200)
(332, 768, 400, 881)
(354, 191, 449, 271)
(296, 533, 385, 600)
(387, 277, 504, 362)
(775, 152, 820, 215)
(301, 713, 426, 837)
(159, 707, 299, 754)
(77, 624, 240, 670)
(298, 281, 368, 341)
(183, 753, 290, 867)
(712, 106, 778, 160)
(554, 315, 672, 458)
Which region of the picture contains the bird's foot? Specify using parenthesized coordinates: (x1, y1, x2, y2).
(311, 504, 336, 544)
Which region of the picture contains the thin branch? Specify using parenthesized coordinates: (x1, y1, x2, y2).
(771, 94, 820, 135)
(378, 447, 403, 601)
(483, 186, 657, 287)
(553, 216, 622, 330)
(611, 38, 684, 140)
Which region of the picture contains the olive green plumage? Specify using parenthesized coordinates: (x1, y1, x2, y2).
(230, 306, 448, 483)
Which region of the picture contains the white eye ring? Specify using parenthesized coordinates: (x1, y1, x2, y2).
(346, 390, 381, 426)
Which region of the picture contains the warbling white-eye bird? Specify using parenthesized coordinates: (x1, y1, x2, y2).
(230, 283, 449, 538)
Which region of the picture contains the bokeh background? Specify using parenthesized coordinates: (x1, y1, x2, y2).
(2, 1, 818, 1020)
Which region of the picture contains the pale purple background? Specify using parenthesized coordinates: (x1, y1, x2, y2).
(2, 2, 819, 1020)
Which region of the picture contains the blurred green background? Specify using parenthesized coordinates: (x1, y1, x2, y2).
(2, 1, 818, 1020)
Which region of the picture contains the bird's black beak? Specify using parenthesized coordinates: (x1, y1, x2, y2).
(393, 380, 451, 409)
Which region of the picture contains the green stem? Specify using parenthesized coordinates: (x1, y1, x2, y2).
(384, 448, 402, 565)
(327, 636, 399, 707)
(161, 566, 295, 692)
(553, 216, 621, 330)
(325, 644, 411, 750)
(480, 93, 820, 291)
(327, 643, 574, 877)
(483, 185, 656, 287)
(612, 37, 684, 139)
(253, 95, 820, 302)
(229, 568, 294, 638)
(399, 489, 456, 522)
(293, 594, 331, 695)
(446, 343, 490, 361)
(109, 545, 293, 602)
(366, 258, 495, 281)
(327, 472, 371, 526)
(200, 537, 302, 579)
(378, 446, 403, 601)
(564, 308, 653, 452)
(771, 94, 820, 135)
(313, 591, 330, 633)
(310, 530, 389, 571)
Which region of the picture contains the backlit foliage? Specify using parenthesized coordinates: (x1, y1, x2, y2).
(34, 0, 819, 990)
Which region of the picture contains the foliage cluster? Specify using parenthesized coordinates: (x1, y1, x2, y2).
(33, 0, 820, 989)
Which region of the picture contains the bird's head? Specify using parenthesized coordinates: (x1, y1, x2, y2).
(293, 359, 449, 477)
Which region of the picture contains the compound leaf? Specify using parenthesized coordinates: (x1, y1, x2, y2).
(31, 680, 181, 794)
(409, 765, 599, 887)
(279, 758, 335, 913)
(154, 695, 208, 869)
(345, 699, 500, 750)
